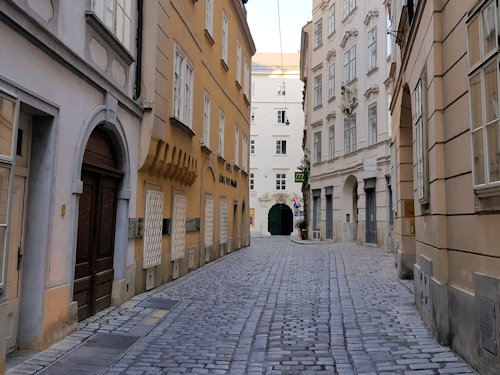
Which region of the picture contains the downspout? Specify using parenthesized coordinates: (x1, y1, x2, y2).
(134, 0, 143, 100)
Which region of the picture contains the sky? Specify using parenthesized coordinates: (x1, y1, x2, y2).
(245, 0, 312, 54)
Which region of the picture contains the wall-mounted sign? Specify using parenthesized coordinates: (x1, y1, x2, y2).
(219, 174, 237, 188)
(363, 158, 377, 171)
(295, 172, 305, 182)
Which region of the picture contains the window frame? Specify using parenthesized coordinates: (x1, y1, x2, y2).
(250, 173, 255, 190)
(328, 125, 335, 159)
(343, 45, 356, 84)
(275, 140, 287, 155)
(314, 74, 322, 108)
(242, 134, 248, 171)
(413, 75, 429, 204)
(328, 4, 335, 36)
(343, 0, 356, 19)
(221, 10, 228, 64)
(328, 64, 335, 100)
(368, 102, 377, 146)
(205, 0, 213, 36)
(250, 139, 255, 154)
(92, 0, 132, 50)
(277, 81, 286, 96)
(234, 124, 239, 166)
(218, 109, 225, 158)
(344, 113, 356, 154)
(203, 91, 211, 148)
(236, 40, 242, 85)
(277, 110, 286, 124)
(367, 26, 377, 71)
(314, 131, 322, 164)
(314, 18, 323, 48)
(172, 42, 194, 128)
(275, 173, 286, 190)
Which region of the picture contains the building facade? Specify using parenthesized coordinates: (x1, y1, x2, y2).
(390, 0, 500, 373)
(0, 0, 142, 369)
(301, 0, 393, 247)
(249, 53, 304, 237)
(135, 0, 254, 293)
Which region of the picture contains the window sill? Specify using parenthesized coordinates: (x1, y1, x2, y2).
(216, 154, 226, 162)
(234, 165, 241, 171)
(367, 66, 378, 76)
(205, 29, 215, 45)
(346, 77, 358, 87)
(328, 96, 336, 103)
(221, 59, 229, 72)
(313, 43, 323, 51)
(474, 184, 500, 198)
(201, 144, 212, 154)
(342, 7, 358, 24)
(243, 93, 250, 106)
(170, 116, 195, 137)
(313, 104, 323, 111)
(85, 11, 135, 65)
(241, 169, 248, 177)
(328, 31, 336, 40)
(235, 80, 242, 90)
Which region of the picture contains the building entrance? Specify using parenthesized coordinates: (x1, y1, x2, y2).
(267, 204, 293, 235)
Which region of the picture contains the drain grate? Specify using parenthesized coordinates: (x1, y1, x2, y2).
(38, 333, 140, 375)
(137, 297, 179, 310)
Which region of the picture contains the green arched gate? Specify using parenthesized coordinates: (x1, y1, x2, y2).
(268, 204, 293, 235)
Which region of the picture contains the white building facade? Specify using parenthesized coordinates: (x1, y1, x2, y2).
(249, 53, 304, 237)
(301, 0, 393, 247)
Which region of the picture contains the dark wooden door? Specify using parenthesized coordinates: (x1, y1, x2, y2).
(325, 194, 333, 240)
(74, 170, 118, 321)
(365, 188, 376, 244)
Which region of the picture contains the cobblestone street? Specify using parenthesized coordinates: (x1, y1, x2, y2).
(8, 237, 476, 375)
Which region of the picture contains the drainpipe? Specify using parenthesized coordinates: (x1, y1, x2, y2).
(134, 0, 143, 100)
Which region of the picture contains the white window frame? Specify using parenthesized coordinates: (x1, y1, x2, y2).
(328, 64, 335, 100)
(367, 27, 377, 71)
(314, 74, 322, 108)
(343, 0, 356, 19)
(275, 140, 287, 155)
(250, 173, 255, 190)
(234, 124, 239, 166)
(242, 134, 248, 171)
(203, 91, 211, 148)
(314, 131, 322, 163)
(386, 10, 392, 57)
(236, 40, 242, 85)
(250, 139, 255, 154)
(414, 76, 429, 203)
(344, 45, 356, 84)
(218, 109, 225, 158)
(244, 57, 250, 99)
(314, 18, 323, 48)
(275, 173, 286, 190)
(277, 110, 286, 124)
(344, 114, 356, 154)
(205, 0, 213, 36)
(92, 0, 132, 49)
(172, 43, 194, 128)
(329, 125, 335, 160)
(368, 103, 377, 146)
(328, 4, 335, 36)
(277, 81, 286, 96)
(221, 10, 228, 64)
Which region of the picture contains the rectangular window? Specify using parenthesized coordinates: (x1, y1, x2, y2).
(218, 110, 225, 158)
(328, 4, 335, 36)
(276, 140, 287, 155)
(328, 64, 335, 100)
(219, 199, 227, 244)
(344, 45, 356, 84)
(414, 77, 428, 202)
(250, 139, 255, 154)
(93, 0, 132, 49)
(143, 190, 164, 267)
(386, 11, 392, 57)
(278, 110, 286, 124)
(203, 91, 211, 148)
(204, 196, 214, 246)
(171, 194, 186, 261)
(172, 43, 194, 127)
(276, 173, 286, 190)
(242, 134, 248, 171)
(344, 114, 356, 154)
(329, 125, 335, 159)
(368, 103, 377, 146)
(314, 18, 323, 48)
(277, 82, 286, 96)
(234, 124, 239, 166)
(343, 0, 356, 19)
(250, 173, 255, 190)
(313, 190, 321, 230)
(205, 0, 213, 35)
(314, 74, 322, 108)
(367, 27, 377, 71)
(244, 57, 250, 99)
(468, 0, 500, 187)
(314, 131, 322, 163)
(222, 10, 228, 64)
(236, 40, 242, 84)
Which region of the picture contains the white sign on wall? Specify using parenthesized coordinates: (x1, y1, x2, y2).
(363, 158, 377, 171)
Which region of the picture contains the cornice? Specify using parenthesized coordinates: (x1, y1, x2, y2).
(340, 29, 358, 48)
(364, 84, 380, 99)
(364, 9, 379, 26)
(326, 49, 336, 62)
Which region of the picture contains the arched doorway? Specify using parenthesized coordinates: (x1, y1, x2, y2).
(268, 204, 293, 235)
(343, 175, 358, 242)
(73, 126, 123, 321)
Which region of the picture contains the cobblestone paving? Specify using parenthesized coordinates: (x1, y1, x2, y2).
(8, 237, 477, 375)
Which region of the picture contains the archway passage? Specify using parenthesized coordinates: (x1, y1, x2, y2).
(73, 127, 123, 321)
(268, 204, 293, 235)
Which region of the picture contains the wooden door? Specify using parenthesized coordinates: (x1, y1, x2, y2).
(365, 188, 377, 244)
(325, 194, 333, 240)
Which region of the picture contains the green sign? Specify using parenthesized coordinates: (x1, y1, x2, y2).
(295, 172, 305, 183)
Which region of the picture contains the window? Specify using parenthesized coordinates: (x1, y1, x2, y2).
(314, 131, 322, 163)
(328, 4, 335, 36)
(277, 82, 286, 96)
(276, 173, 286, 190)
(234, 124, 239, 166)
(414, 77, 428, 202)
(343, 0, 356, 19)
(344, 114, 356, 154)
(468, 0, 500, 187)
(219, 199, 227, 244)
(222, 10, 228, 64)
(329, 125, 335, 159)
(251, 108, 255, 122)
(328, 64, 335, 100)
(205, 0, 213, 35)
(314, 18, 323, 48)
(250, 173, 255, 190)
(242, 134, 248, 171)
(344, 45, 356, 84)
(172, 43, 194, 127)
(277, 110, 286, 124)
(203, 91, 211, 147)
(244, 58, 250, 99)
(367, 27, 377, 71)
(218, 110, 225, 158)
(93, 0, 132, 49)
(313, 190, 321, 230)
(276, 140, 287, 155)
(387, 93, 392, 137)
(386, 10, 392, 57)
(368, 103, 377, 146)
(250, 139, 255, 154)
(236, 40, 242, 84)
(314, 74, 322, 108)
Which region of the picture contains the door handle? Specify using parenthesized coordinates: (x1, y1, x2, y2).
(17, 246, 23, 271)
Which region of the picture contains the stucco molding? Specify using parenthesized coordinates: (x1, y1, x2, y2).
(340, 83, 358, 115)
(364, 9, 379, 26)
(364, 84, 380, 99)
(340, 29, 358, 48)
(312, 62, 323, 73)
(326, 111, 337, 122)
(326, 49, 336, 62)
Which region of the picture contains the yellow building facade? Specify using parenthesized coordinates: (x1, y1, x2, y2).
(135, 0, 255, 293)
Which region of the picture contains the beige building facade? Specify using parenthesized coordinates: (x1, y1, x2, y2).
(301, 0, 393, 248)
(390, 0, 500, 373)
(135, 0, 254, 293)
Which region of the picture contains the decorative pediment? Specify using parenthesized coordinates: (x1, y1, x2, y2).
(319, 0, 331, 10)
(326, 111, 337, 122)
(312, 62, 323, 73)
(340, 83, 358, 115)
(326, 49, 336, 62)
(340, 29, 358, 48)
(364, 9, 379, 26)
(312, 120, 323, 128)
(259, 192, 272, 201)
(364, 84, 380, 99)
